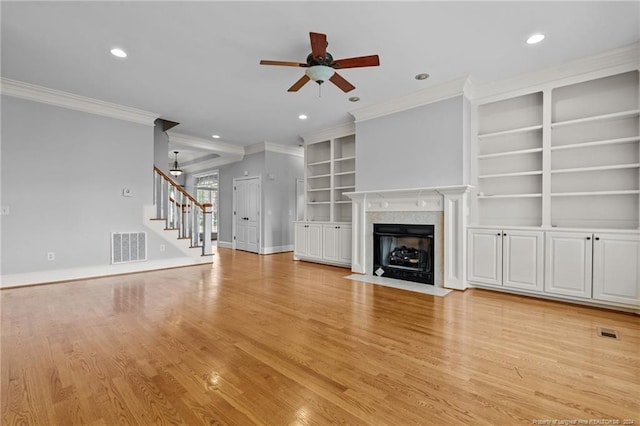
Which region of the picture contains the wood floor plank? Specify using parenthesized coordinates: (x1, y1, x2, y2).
(2, 248, 639, 425)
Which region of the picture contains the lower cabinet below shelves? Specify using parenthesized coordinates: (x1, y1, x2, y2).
(468, 228, 640, 311)
(294, 222, 352, 267)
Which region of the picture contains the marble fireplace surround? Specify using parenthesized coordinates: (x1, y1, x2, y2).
(345, 186, 472, 291)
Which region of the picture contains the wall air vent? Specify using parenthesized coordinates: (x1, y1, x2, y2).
(111, 232, 147, 264)
(597, 327, 620, 340)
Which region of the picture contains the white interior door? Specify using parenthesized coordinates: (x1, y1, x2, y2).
(234, 177, 260, 253)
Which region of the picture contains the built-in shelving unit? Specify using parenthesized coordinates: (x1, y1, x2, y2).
(476, 91, 543, 227)
(550, 71, 639, 229)
(303, 130, 355, 223)
(474, 70, 640, 230)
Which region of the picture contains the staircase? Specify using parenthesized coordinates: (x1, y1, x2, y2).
(152, 166, 213, 257)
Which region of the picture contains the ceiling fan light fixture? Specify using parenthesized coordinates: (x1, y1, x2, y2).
(169, 151, 183, 176)
(305, 65, 335, 84)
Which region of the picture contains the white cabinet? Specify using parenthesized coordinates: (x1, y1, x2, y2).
(468, 228, 544, 291)
(545, 231, 640, 305)
(593, 233, 640, 305)
(294, 221, 351, 267)
(294, 222, 322, 260)
(322, 224, 352, 264)
(545, 232, 593, 298)
(468, 229, 502, 285)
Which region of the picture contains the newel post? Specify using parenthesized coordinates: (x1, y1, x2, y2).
(202, 203, 213, 256)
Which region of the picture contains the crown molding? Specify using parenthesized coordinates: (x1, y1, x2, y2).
(300, 121, 356, 144)
(183, 154, 244, 173)
(245, 142, 304, 157)
(0, 78, 160, 125)
(349, 76, 473, 123)
(167, 132, 245, 156)
(473, 42, 640, 101)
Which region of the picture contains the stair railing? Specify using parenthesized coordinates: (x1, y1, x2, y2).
(153, 166, 212, 256)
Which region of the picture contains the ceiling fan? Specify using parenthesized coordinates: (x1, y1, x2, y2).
(260, 32, 380, 93)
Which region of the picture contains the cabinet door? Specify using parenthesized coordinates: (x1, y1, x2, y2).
(467, 229, 502, 286)
(592, 233, 640, 305)
(322, 225, 339, 261)
(503, 230, 544, 291)
(545, 232, 592, 298)
(338, 225, 352, 264)
(294, 223, 308, 257)
(307, 224, 323, 259)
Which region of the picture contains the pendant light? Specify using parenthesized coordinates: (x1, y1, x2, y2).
(169, 151, 183, 176)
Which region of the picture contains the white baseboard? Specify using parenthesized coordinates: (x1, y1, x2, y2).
(0, 256, 212, 289)
(214, 241, 292, 254)
(217, 241, 233, 249)
(261, 245, 293, 254)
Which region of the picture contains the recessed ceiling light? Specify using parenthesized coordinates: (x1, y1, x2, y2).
(298, 114, 308, 120)
(526, 34, 545, 44)
(415, 73, 430, 80)
(348, 96, 360, 102)
(110, 48, 127, 58)
(211, 134, 220, 139)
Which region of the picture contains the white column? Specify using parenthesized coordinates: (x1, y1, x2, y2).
(441, 189, 470, 290)
(202, 203, 213, 256)
(349, 194, 366, 273)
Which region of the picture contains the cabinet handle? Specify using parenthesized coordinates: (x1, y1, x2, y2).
(586, 237, 591, 240)
(497, 233, 501, 236)
(595, 237, 600, 241)
(503, 233, 507, 236)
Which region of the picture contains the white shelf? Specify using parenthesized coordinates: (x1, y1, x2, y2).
(551, 109, 640, 129)
(307, 187, 331, 192)
(335, 185, 355, 190)
(307, 174, 331, 179)
(478, 193, 542, 199)
(334, 171, 355, 176)
(551, 163, 640, 174)
(335, 201, 352, 204)
(479, 170, 542, 179)
(550, 136, 640, 151)
(551, 190, 640, 197)
(334, 156, 356, 162)
(478, 124, 543, 140)
(307, 159, 332, 166)
(477, 147, 543, 159)
(307, 201, 331, 205)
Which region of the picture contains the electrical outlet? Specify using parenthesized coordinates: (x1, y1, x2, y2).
(160, 244, 165, 252)
(47, 252, 55, 261)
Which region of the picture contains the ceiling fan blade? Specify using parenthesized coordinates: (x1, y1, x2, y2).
(309, 32, 327, 61)
(288, 74, 311, 92)
(331, 55, 380, 69)
(329, 72, 355, 93)
(260, 60, 307, 67)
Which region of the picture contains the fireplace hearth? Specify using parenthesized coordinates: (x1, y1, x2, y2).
(373, 223, 434, 285)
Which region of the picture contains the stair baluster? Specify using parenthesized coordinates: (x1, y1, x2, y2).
(153, 166, 212, 256)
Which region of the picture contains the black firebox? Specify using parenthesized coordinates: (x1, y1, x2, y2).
(373, 223, 434, 285)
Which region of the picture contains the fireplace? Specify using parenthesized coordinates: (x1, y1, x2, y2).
(373, 223, 434, 285)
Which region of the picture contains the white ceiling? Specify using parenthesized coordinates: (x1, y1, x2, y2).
(2, 1, 639, 160)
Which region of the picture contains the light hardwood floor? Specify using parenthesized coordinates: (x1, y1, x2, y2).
(2, 248, 639, 425)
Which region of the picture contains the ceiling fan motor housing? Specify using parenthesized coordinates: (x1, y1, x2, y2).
(307, 52, 333, 67)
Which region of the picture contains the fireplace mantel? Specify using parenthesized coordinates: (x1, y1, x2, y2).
(345, 185, 473, 290)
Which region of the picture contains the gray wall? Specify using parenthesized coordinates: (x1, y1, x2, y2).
(1, 96, 182, 276)
(263, 151, 304, 249)
(355, 95, 469, 191)
(217, 150, 303, 250)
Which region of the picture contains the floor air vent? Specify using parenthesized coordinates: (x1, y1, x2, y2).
(597, 327, 620, 340)
(112, 232, 147, 264)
